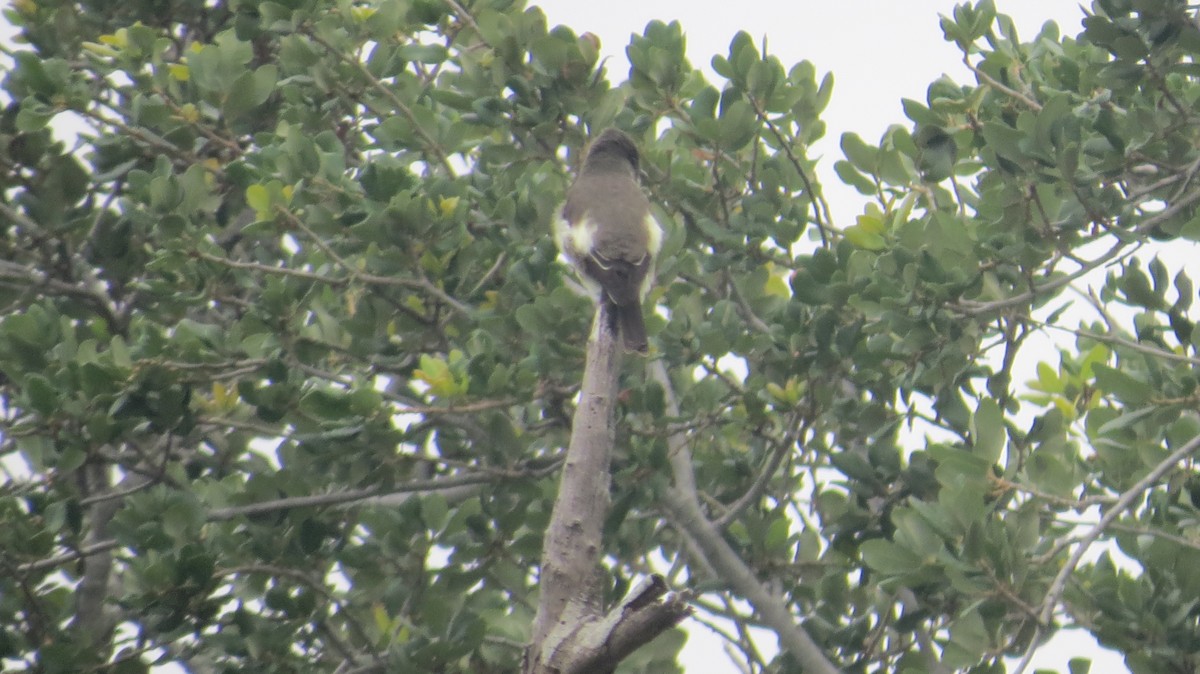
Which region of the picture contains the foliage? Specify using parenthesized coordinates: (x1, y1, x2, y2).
(2, 0, 1200, 672)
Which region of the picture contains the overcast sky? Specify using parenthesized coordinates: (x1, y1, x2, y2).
(534, 2, 1129, 671)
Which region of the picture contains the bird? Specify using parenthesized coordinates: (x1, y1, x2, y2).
(555, 128, 663, 354)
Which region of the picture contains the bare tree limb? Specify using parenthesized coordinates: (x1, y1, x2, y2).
(526, 306, 690, 673)
(554, 575, 693, 674)
(651, 361, 840, 674)
(73, 463, 143, 655)
(660, 487, 839, 674)
(527, 305, 621, 668)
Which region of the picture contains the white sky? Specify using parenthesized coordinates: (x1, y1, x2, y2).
(0, 2, 1139, 672)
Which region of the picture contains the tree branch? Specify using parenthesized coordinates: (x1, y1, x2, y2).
(713, 425, 798, 529)
(192, 248, 472, 317)
(1012, 431, 1200, 674)
(15, 538, 122, 575)
(650, 362, 840, 674)
(0, 257, 122, 331)
(208, 472, 508, 520)
(527, 304, 620, 668)
(526, 306, 690, 673)
(748, 96, 836, 241)
(964, 57, 1042, 111)
(307, 31, 457, 177)
(554, 575, 693, 674)
(15, 473, 512, 574)
(73, 463, 143, 655)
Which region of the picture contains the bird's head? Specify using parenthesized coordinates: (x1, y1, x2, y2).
(583, 128, 640, 175)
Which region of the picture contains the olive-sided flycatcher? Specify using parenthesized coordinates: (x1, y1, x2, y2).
(555, 129, 663, 353)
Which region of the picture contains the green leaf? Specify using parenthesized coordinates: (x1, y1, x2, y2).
(830, 450, 877, 483)
(891, 507, 945, 559)
(764, 517, 789, 555)
(1120, 264, 1161, 309)
(109, 335, 132, 368)
(1092, 364, 1154, 405)
(1025, 445, 1076, 499)
(422, 492, 449, 531)
(914, 125, 957, 182)
(1096, 405, 1156, 435)
(1069, 657, 1092, 674)
(57, 446, 87, 472)
(841, 132, 878, 173)
(834, 160, 876, 195)
(246, 183, 271, 217)
(860, 539, 921, 575)
(980, 120, 1025, 165)
(844, 224, 886, 251)
(189, 30, 253, 93)
(902, 97, 938, 125)
(399, 42, 448, 64)
(23, 374, 58, 415)
(15, 98, 56, 132)
(1029, 361, 1063, 394)
(928, 444, 992, 487)
(746, 59, 781, 101)
(717, 98, 756, 149)
(223, 65, 277, 118)
(945, 609, 990, 665)
(971, 398, 1005, 465)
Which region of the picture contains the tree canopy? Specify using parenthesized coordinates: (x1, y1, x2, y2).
(2, 0, 1200, 672)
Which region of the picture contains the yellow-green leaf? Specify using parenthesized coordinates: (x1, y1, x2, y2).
(845, 224, 886, 251)
(246, 184, 270, 217)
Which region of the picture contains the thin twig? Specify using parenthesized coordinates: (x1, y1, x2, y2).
(1034, 317, 1200, 367)
(207, 473, 506, 521)
(1012, 432, 1200, 674)
(467, 252, 507, 298)
(192, 248, 471, 316)
(0, 258, 122, 329)
(951, 236, 1133, 316)
(307, 32, 457, 177)
(279, 207, 472, 316)
(14, 539, 122, 574)
(441, 0, 483, 36)
(1106, 521, 1200, 552)
(713, 421, 803, 529)
(749, 98, 836, 242)
(964, 58, 1042, 111)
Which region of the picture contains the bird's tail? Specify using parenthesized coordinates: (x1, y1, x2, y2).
(615, 302, 648, 354)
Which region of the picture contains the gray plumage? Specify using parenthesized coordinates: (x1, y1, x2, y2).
(557, 129, 662, 353)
